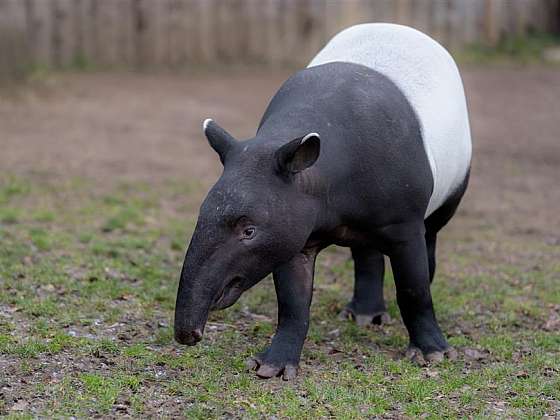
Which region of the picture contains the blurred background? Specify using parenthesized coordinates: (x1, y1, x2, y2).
(1, 0, 560, 417)
(1, 0, 560, 75)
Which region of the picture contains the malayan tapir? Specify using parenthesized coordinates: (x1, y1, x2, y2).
(174, 23, 472, 379)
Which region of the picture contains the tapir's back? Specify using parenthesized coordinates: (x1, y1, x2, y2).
(308, 23, 471, 217)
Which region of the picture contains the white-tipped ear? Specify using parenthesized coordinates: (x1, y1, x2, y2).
(275, 132, 320, 175)
(203, 118, 213, 132)
(301, 132, 319, 144)
(202, 119, 236, 164)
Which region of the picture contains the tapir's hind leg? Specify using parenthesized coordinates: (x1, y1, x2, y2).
(387, 224, 457, 364)
(339, 247, 390, 326)
(424, 169, 470, 282)
(425, 233, 437, 283)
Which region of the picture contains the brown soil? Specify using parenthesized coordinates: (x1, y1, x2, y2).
(1, 66, 559, 238)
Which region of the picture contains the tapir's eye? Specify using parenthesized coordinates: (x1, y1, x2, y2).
(242, 226, 256, 240)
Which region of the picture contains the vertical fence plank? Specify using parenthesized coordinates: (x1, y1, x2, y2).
(134, 0, 164, 68)
(447, 0, 468, 50)
(395, 0, 412, 26)
(235, 0, 250, 63)
(155, 0, 168, 67)
(283, 0, 301, 65)
(182, 0, 198, 65)
(25, 0, 53, 67)
(51, 0, 75, 67)
(216, 0, 241, 62)
(411, 0, 432, 34)
(546, 0, 559, 33)
(0, 0, 29, 79)
(197, 0, 217, 64)
(431, 0, 449, 46)
(462, 0, 484, 45)
(372, 0, 396, 23)
(484, 0, 504, 45)
(293, 0, 317, 63)
(81, 0, 97, 66)
(12, 0, 560, 71)
(306, 0, 327, 61)
(262, 0, 279, 65)
(324, 0, 341, 38)
(117, 0, 135, 67)
(167, 0, 186, 67)
(96, 0, 121, 67)
(71, 0, 85, 65)
(513, 0, 529, 36)
(215, 0, 228, 61)
(340, 0, 375, 28)
(529, 0, 545, 32)
(245, 0, 265, 64)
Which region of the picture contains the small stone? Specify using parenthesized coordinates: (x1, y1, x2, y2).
(543, 47, 560, 63)
(11, 400, 28, 411)
(464, 348, 486, 360)
(327, 328, 340, 337)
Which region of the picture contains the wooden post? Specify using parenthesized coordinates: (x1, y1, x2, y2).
(463, 0, 485, 45)
(411, 0, 432, 34)
(197, 0, 216, 64)
(117, 0, 136, 67)
(485, 0, 501, 45)
(431, 0, 449, 47)
(448, 0, 467, 50)
(246, 0, 265, 64)
(263, 0, 280, 65)
(372, 0, 396, 23)
(51, 0, 75, 68)
(24, 0, 52, 67)
(95, 0, 121, 67)
(0, 0, 29, 79)
(167, 0, 187, 68)
(306, 0, 326, 62)
(513, 0, 529, 36)
(395, 0, 412, 26)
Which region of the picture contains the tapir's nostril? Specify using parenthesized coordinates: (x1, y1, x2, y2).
(175, 328, 204, 346)
(192, 328, 202, 341)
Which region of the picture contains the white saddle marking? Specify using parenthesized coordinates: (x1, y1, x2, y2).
(308, 23, 472, 217)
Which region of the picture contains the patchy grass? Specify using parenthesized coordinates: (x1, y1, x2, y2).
(0, 173, 558, 417)
(458, 32, 560, 65)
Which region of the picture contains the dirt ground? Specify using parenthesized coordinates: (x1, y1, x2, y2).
(0, 66, 559, 417)
(1, 66, 559, 233)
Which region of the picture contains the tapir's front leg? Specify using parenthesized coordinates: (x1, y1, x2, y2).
(247, 251, 316, 380)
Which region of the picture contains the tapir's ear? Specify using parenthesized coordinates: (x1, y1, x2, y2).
(203, 118, 236, 164)
(275, 132, 320, 175)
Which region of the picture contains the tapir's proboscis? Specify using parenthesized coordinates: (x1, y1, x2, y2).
(174, 23, 472, 380)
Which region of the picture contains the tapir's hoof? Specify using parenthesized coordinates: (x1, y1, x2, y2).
(245, 357, 298, 381)
(338, 306, 391, 326)
(405, 346, 458, 366)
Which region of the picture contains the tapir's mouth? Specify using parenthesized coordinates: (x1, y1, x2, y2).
(211, 276, 245, 311)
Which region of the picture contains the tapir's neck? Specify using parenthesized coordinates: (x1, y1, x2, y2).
(258, 107, 327, 146)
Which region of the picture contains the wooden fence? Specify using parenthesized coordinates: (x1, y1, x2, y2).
(0, 0, 559, 71)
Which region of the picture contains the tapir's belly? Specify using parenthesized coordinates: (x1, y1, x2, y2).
(308, 23, 472, 217)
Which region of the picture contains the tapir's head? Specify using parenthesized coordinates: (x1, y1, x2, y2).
(174, 119, 321, 345)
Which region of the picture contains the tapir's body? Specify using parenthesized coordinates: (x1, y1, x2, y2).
(175, 24, 472, 379)
(308, 23, 471, 217)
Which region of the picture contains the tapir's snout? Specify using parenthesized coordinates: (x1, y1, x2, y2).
(174, 327, 203, 346)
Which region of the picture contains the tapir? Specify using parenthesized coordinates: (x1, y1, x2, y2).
(174, 23, 472, 379)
